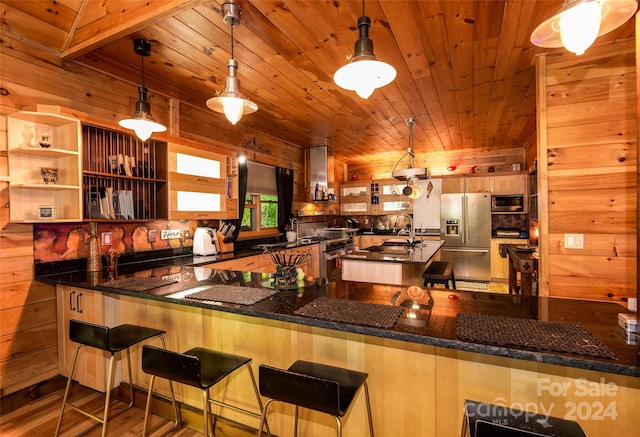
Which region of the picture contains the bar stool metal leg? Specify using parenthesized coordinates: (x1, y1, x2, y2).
(55, 321, 169, 437)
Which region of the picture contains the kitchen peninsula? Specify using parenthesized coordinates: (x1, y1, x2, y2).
(342, 239, 444, 285)
(41, 258, 639, 437)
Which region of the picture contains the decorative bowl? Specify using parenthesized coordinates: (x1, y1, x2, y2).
(40, 167, 59, 184)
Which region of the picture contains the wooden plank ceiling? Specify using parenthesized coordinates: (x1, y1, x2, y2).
(1, 0, 635, 164)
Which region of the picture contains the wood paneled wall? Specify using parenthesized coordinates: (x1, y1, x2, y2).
(0, 116, 59, 397)
(536, 39, 637, 301)
(347, 147, 526, 181)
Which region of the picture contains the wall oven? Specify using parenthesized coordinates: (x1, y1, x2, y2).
(491, 194, 524, 212)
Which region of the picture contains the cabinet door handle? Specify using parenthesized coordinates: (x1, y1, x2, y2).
(195, 177, 209, 182)
(69, 290, 76, 311)
(77, 292, 83, 314)
(244, 262, 255, 267)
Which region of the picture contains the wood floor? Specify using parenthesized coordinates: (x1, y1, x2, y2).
(0, 381, 258, 437)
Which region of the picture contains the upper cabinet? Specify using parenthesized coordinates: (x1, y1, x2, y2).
(340, 179, 411, 215)
(490, 174, 526, 194)
(167, 142, 238, 220)
(441, 174, 525, 195)
(340, 181, 368, 214)
(372, 181, 411, 214)
(82, 124, 167, 221)
(7, 111, 82, 222)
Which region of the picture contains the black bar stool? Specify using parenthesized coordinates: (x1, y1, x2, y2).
(422, 261, 456, 289)
(461, 399, 586, 437)
(258, 360, 374, 437)
(55, 319, 173, 437)
(142, 345, 271, 437)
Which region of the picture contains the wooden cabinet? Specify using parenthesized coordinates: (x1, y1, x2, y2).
(442, 174, 523, 196)
(490, 238, 522, 281)
(441, 177, 465, 194)
(465, 176, 491, 193)
(56, 285, 119, 392)
(7, 111, 83, 222)
(340, 181, 368, 214)
(82, 124, 168, 221)
(286, 244, 321, 278)
(374, 181, 412, 214)
(168, 142, 237, 220)
(490, 174, 526, 194)
(341, 180, 411, 215)
(205, 253, 274, 273)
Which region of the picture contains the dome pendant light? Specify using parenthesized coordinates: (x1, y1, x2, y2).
(118, 39, 166, 141)
(333, 0, 397, 99)
(206, 2, 258, 125)
(530, 0, 637, 56)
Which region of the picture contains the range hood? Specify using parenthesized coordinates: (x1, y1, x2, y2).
(308, 146, 334, 200)
(392, 167, 429, 181)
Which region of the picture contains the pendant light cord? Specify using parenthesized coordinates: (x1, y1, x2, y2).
(362, 0, 365, 17)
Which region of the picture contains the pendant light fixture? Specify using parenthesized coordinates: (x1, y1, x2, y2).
(118, 39, 166, 141)
(333, 0, 397, 99)
(391, 118, 427, 200)
(206, 1, 258, 125)
(530, 0, 637, 55)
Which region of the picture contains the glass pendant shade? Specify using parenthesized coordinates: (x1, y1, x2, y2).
(531, 0, 637, 55)
(119, 86, 166, 141)
(334, 15, 396, 98)
(206, 60, 258, 125)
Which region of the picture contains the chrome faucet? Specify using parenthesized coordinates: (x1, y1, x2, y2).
(399, 214, 416, 247)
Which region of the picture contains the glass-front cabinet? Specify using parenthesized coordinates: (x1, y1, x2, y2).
(370, 181, 411, 214)
(340, 181, 369, 214)
(168, 142, 237, 220)
(340, 179, 412, 215)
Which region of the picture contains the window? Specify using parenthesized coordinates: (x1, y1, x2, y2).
(241, 194, 278, 232)
(241, 162, 278, 234)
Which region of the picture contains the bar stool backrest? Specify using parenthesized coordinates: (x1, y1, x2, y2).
(70, 319, 110, 351)
(142, 345, 202, 388)
(259, 364, 341, 416)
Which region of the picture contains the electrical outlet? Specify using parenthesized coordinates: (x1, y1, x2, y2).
(564, 233, 584, 249)
(101, 232, 112, 246)
(161, 229, 181, 240)
(184, 229, 191, 239)
(148, 229, 157, 243)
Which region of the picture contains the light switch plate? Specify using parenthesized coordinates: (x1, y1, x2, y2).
(564, 233, 584, 249)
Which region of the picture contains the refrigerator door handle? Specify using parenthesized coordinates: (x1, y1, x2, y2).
(463, 196, 468, 244)
(442, 248, 490, 254)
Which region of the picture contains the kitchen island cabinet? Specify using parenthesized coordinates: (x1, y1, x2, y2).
(342, 240, 444, 286)
(44, 266, 639, 437)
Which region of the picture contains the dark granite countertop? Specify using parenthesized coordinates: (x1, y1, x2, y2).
(38, 256, 639, 377)
(343, 240, 445, 264)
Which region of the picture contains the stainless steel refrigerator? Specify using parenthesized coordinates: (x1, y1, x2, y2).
(440, 192, 491, 281)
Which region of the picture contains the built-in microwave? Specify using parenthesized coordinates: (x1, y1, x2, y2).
(491, 194, 524, 212)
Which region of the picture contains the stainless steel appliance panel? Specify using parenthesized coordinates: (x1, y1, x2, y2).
(441, 247, 491, 282)
(465, 192, 492, 248)
(440, 192, 491, 281)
